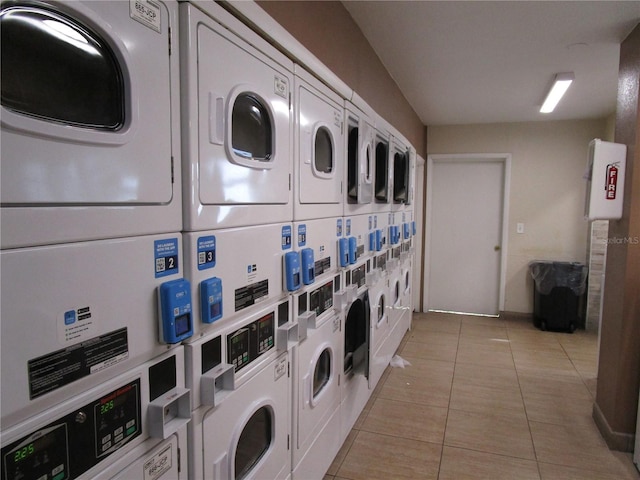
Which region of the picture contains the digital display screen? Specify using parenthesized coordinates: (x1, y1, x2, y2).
(3, 424, 69, 480)
(175, 313, 191, 336)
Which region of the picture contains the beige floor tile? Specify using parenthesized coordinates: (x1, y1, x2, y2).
(378, 367, 453, 407)
(460, 323, 509, 340)
(412, 316, 461, 334)
(439, 446, 541, 480)
(326, 429, 358, 475)
(456, 344, 515, 368)
(530, 421, 631, 475)
(405, 328, 460, 346)
(361, 397, 447, 444)
(461, 315, 508, 327)
(522, 390, 595, 425)
(449, 381, 526, 419)
(458, 334, 512, 350)
(386, 354, 455, 379)
(453, 363, 520, 390)
(444, 409, 536, 460)
(336, 430, 441, 480)
(539, 460, 640, 480)
(517, 372, 592, 400)
(400, 338, 458, 362)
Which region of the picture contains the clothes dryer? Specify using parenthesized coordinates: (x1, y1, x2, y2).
(344, 95, 375, 216)
(390, 134, 412, 216)
(1, 348, 191, 480)
(290, 274, 343, 479)
(180, 1, 293, 231)
(293, 65, 344, 221)
(1, 233, 191, 430)
(185, 299, 292, 480)
(366, 252, 391, 391)
(372, 116, 393, 214)
(338, 249, 371, 441)
(1, 0, 182, 249)
(183, 222, 292, 340)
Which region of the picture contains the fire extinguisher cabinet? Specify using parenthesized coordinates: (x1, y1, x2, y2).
(584, 139, 627, 220)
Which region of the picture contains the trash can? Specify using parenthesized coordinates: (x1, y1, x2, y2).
(529, 261, 588, 332)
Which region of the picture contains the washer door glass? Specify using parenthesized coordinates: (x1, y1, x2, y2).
(235, 406, 272, 480)
(1, 5, 124, 129)
(314, 126, 333, 174)
(393, 151, 409, 203)
(232, 93, 273, 161)
(344, 297, 367, 372)
(375, 141, 389, 201)
(313, 348, 331, 399)
(377, 295, 385, 324)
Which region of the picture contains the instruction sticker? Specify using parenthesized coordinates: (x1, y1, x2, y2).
(197, 235, 216, 270)
(274, 75, 288, 99)
(346, 218, 352, 236)
(155, 238, 179, 278)
(29, 328, 129, 399)
(282, 226, 292, 250)
(336, 219, 343, 237)
(298, 224, 307, 247)
(58, 306, 95, 345)
(130, 0, 161, 33)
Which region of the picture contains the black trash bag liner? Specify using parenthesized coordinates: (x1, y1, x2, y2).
(529, 261, 588, 296)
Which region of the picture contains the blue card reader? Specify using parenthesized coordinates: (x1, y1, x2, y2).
(159, 278, 193, 344)
(200, 277, 223, 324)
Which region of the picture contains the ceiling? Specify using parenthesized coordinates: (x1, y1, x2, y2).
(342, 1, 640, 126)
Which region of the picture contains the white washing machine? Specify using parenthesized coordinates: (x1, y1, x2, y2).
(344, 94, 375, 217)
(1, 347, 191, 480)
(1, 0, 182, 249)
(182, 222, 292, 340)
(1, 233, 192, 430)
(185, 298, 292, 480)
(372, 116, 393, 215)
(180, 1, 294, 231)
(290, 274, 343, 479)
(338, 247, 372, 441)
(293, 65, 344, 221)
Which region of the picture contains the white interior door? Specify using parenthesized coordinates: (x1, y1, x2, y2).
(424, 155, 510, 316)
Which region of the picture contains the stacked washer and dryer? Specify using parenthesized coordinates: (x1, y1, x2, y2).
(1, 1, 192, 478)
(0, 1, 417, 479)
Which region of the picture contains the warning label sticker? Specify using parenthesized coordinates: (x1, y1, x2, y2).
(28, 328, 129, 400)
(235, 280, 269, 312)
(144, 444, 173, 480)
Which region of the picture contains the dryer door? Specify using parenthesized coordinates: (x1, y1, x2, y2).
(346, 115, 374, 205)
(344, 292, 370, 377)
(297, 83, 343, 206)
(195, 18, 291, 207)
(1, 1, 175, 206)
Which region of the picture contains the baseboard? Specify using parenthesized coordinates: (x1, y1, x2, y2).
(500, 310, 533, 320)
(592, 401, 636, 452)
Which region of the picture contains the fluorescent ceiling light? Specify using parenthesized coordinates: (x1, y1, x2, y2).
(540, 72, 574, 113)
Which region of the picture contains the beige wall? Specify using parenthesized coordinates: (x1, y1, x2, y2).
(256, 0, 425, 154)
(428, 120, 607, 313)
(594, 23, 640, 451)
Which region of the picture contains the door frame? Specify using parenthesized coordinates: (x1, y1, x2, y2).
(423, 153, 511, 314)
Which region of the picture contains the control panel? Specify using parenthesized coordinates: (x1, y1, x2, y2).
(1, 380, 141, 480)
(227, 312, 275, 372)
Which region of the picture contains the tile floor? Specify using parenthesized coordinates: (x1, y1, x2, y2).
(325, 311, 640, 480)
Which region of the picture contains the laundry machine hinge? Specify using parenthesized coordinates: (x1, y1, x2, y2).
(177, 447, 181, 473)
(287, 434, 290, 450)
(171, 156, 175, 183)
(288, 173, 291, 191)
(168, 27, 172, 55)
(287, 361, 291, 378)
